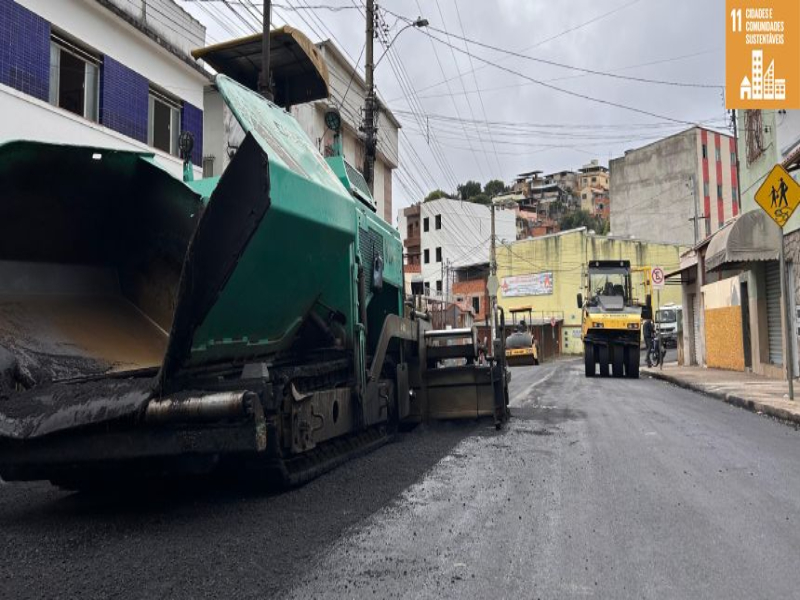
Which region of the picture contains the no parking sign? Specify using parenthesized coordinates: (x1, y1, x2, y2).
(651, 266, 665, 290)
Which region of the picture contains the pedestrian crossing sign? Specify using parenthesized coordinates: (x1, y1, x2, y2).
(754, 163, 800, 228)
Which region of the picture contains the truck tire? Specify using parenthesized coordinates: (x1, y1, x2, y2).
(584, 343, 595, 377)
(625, 347, 640, 379)
(598, 345, 610, 377)
(612, 345, 625, 377)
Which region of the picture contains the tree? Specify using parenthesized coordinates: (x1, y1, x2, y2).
(424, 189, 449, 202)
(559, 209, 606, 232)
(467, 193, 491, 205)
(483, 179, 506, 198)
(457, 180, 481, 200)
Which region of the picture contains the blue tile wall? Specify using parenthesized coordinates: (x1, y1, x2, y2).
(0, 0, 50, 101)
(100, 56, 148, 143)
(181, 101, 203, 166)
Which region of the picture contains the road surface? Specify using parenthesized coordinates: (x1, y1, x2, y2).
(2, 359, 799, 599)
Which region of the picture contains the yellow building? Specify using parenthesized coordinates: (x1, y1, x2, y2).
(497, 228, 686, 354)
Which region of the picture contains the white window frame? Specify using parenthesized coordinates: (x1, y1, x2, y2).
(148, 86, 182, 157)
(49, 32, 100, 122)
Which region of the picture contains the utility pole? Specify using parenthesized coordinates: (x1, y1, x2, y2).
(258, 0, 273, 100)
(488, 203, 498, 354)
(731, 109, 743, 213)
(688, 174, 700, 245)
(362, 0, 377, 192)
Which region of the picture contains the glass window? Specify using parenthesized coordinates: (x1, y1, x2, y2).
(435, 215, 442, 230)
(436, 280, 442, 293)
(148, 87, 181, 156)
(424, 249, 430, 264)
(49, 35, 99, 122)
(731, 151, 737, 164)
(703, 182, 709, 197)
(472, 296, 480, 314)
(717, 184, 723, 198)
(423, 217, 429, 232)
(715, 146, 721, 161)
(702, 144, 708, 159)
(435, 247, 442, 262)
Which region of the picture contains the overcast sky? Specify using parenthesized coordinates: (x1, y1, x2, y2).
(177, 0, 727, 213)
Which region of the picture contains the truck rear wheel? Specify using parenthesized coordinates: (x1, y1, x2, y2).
(598, 345, 610, 377)
(584, 342, 595, 377)
(612, 345, 625, 378)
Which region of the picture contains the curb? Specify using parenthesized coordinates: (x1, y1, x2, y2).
(645, 370, 800, 427)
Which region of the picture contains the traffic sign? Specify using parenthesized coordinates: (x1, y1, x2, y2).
(651, 266, 665, 290)
(754, 164, 800, 228)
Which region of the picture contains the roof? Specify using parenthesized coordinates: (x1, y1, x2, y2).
(705, 210, 780, 272)
(192, 26, 329, 107)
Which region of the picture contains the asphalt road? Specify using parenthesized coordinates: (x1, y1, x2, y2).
(2, 359, 800, 599)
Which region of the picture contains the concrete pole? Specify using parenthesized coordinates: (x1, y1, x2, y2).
(780, 233, 795, 399)
(489, 204, 497, 355)
(258, 1, 273, 100)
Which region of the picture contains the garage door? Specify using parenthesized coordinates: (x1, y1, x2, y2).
(766, 263, 783, 366)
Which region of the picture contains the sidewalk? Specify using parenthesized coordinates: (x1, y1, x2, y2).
(643, 364, 800, 426)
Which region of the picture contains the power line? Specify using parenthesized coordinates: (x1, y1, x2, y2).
(403, 25, 699, 126)
(404, 0, 645, 98)
(382, 8, 723, 90)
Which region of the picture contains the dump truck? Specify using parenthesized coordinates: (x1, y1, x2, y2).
(577, 260, 652, 378)
(0, 49, 508, 488)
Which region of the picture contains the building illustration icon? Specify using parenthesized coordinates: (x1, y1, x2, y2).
(741, 49, 786, 100)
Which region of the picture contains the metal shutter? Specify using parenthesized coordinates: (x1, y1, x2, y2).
(766, 263, 783, 366)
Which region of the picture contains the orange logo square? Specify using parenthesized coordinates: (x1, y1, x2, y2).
(726, 0, 800, 109)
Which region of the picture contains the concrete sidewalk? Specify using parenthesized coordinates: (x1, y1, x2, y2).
(644, 364, 800, 426)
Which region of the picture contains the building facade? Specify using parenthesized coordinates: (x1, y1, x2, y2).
(610, 127, 739, 246)
(578, 159, 609, 213)
(292, 41, 399, 223)
(398, 198, 516, 298)
(496, 228, 685, 355)
(0, 0, 208, 178)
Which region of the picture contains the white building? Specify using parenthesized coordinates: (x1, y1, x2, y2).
(0, 0, 209, 179)
(398, 198, 516, 296)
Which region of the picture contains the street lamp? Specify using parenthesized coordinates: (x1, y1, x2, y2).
(374, 17, 429, 68)
(487, 197, 518, 355)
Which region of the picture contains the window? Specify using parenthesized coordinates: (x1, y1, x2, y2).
(424, 249, 430, 264)
(703, 182, 709, 197)
(731, 150, 737, 164)
(582, 193, 587, 199)
(436, 280, 442, 293)
(715, 146, 721, 162)
(591, 176, 597, 183)
(598, 203, 604, 210)
(705, 219, 711, 236)
(472, 296, 480, 314)
(423, 217, 429, 232)
(148, 86, 182, 156)
(435, 247, 442, 262)
(717, 184, 723, 198)
(49, 33, 99, 121)
(702, 144, 708, 159)
(435, 215, 442, 230)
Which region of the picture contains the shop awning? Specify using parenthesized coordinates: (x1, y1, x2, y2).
(705, 210, 780, 272)
(192, 26, 329, 107)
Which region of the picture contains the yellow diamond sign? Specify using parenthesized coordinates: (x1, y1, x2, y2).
(754, 164, 800, 228)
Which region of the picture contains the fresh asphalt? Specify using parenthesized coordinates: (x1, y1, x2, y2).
(2, 358, 799, 599)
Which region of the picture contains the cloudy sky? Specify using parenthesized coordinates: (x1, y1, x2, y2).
(177, 0, 728, 212)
